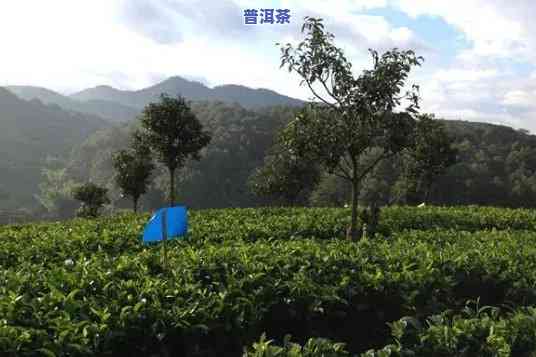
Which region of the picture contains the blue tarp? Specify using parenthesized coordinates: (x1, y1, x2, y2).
(142, 206, 188, 244)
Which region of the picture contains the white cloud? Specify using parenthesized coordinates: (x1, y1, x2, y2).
(434, 68, 499, 83)
(0, 0, 535, 133)
(388, 0, 536, 132)
(0, 0, 431, 102)
(394, 0, 533, 61)
(502, 90, 536, 107)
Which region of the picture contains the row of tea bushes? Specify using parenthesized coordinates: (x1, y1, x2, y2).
(246, 306, 536, 357)
(190, 205, 536, 242)
(3, 205, 536, 256)
(4, 228, 536, 355)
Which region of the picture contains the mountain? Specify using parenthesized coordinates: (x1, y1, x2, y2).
(5, 86, 74, 108)
(6, 86, 139, 123)
(211, 85, 304, 109)
(70, 76, 305, 110)
(0, 87, 110, 210)
(63, 102, 297, 215)
(61, 100, 536, 215)
(7, 77, 305, 122)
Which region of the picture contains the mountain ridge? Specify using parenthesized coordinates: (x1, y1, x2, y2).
(7, 76, 304, 121)
(0, 87, 110, 209)
(6, 85, 139, 123)
(69, 76, 305, 110)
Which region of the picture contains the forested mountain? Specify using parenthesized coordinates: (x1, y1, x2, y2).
(7, 77, 304, 124)
(312, 120, 536, 209)
(59, 102, 296, 215)
(435, 121, 536, 206)
(0, 87, 109, 211)
(70, 76, 305, 110)
(34, 101, 536, 221)
(3, 87, 536, 223)
(6, 86, 140, 123)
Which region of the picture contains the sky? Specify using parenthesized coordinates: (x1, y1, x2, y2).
(0, 0, 535, 132)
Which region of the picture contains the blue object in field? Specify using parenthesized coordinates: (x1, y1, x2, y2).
(142, 206, 188, 244)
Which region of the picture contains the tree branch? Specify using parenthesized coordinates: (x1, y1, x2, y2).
(335, 160, 352, 180)
(357, 150, 397, 182)
(294, 68, 339, 110)
(331, 168, 351, 181)
(319, 75, 343, 108)
(341, 154, 353, 176)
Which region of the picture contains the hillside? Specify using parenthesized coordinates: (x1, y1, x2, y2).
(70, 76, 305, 110)
(0, 87, 109, 209)
(6, 86, 139, 123)
(60, 112, 536, 214)
(3, 91, 536, 218)
(63, 102, 294, 214)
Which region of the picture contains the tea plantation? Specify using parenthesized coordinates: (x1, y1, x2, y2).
(3, 206, 536, 356)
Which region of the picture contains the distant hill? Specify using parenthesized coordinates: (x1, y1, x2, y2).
(0, 87, 109, 209)
(7, 77, 305, 122)
(62, 103, 536, 214)
(6, 86, 139, 123)
(70, 76, 305, 110)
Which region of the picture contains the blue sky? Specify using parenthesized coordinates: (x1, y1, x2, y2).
(364, 7, 469, 66)
(1, 0, 536, 132)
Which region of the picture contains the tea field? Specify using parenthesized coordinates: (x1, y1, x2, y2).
(3, 206, 536, 356)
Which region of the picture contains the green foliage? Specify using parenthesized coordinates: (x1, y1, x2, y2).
(278, 17, 423, 239)
(64, 101, 290, 211)
(361, 304, 536, 356)
(34, 167, 79, 220)
(139, 94, 211, 205)
(0, 88, 108, 211)
(245, 334, 349, 356)
(46, 100, 536, 216)
(399, 114, 458, 204)
(309, 174, 350, 207)
(249, 133, 321, 206)
(112, 131, 155, 212)
(72, 183, 110, 218)
(248, 304, 536, 357)
(3, 206, 536, 355)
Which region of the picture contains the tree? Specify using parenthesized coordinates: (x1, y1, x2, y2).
(34, 167, 79, 219)
(139, 94, 211, 206)
(72, 182, 110, 218)
(112, 131, 155, 213)
(248, 137, 321, 206)
(278, 17, 423, 240)
(309, 173, 350, 207)
(402, 114, 458, 204)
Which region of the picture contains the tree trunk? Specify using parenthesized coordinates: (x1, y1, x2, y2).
(288, 195, 296, 207)
(423, 180, 432, 204)
(349, 177, 360, 241)
(133, 196, 138, 213)
(169, 168, 175, 207)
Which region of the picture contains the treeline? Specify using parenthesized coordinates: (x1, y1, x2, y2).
(28, 102, 295, 221)
(308, 120, 536, 209)
(21, 100, 536, 224)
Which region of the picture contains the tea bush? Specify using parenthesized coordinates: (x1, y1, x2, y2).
(2, 206, 536, 356)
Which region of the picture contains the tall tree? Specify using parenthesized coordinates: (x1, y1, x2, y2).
(139, 94, 211, 206)
(248, 136, 321, 206)
(112, 131, 155, 213)
(278, 17, 423, 240)
(72, 182, 110, 218)
(402, 114, 458, 204)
